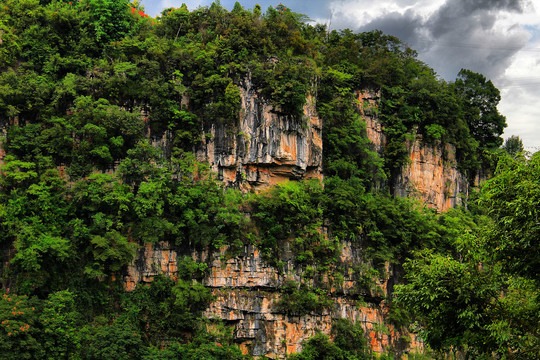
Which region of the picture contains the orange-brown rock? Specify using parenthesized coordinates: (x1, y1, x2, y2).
(395, 139, 468, 212)
(196, 77, 323, 191)
(124, 241, 179, 292)
(357, 89, 385, 154)
(356, 90, 469, 212)
(124, 241, 423, 358)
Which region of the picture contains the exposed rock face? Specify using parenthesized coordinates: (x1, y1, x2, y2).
(196, 78, 323, 191)
(124, 242, 424, 358)
(356, 90, 469, 212)
(357, 90, 385, 154)
(124, 242, 180, 292)
(395, 139, 468, 211)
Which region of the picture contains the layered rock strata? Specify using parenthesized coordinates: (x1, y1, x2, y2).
(124, 242, 424, 358)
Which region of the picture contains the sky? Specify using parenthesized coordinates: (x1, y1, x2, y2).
(140, 0, 540, 151)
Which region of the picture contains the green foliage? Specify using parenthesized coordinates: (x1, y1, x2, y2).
(85, 230, 136, 278)
(396, 244, 539, 358)
(79, 317, 145, 360)
(317, 70, 385, 186)
(322, 177, 367, 243)
(39, 290, 81, 359)
(424, 124, 446, 142)
(323, 177, 446, 268)
(250, 180, 338, 268)
(125, 271, 213, 346)
(287, 333, 342, 360)
(362, 195, 443, 265)
(0, 167, 73, 294)
(191, 75, 241, 124)
(0, 156, 39, 188)
(396, 157, 540, 358)
(374, 65, 506, 184)
(275, 280, 332, 316)
(142, 327, 248, 360)
(502, 135, 524, 157)
(455, 69, 506, 150)
(83, 0, 135, 45)
(167, 159, 249, 250)
(288, 331, 366, 360)
(0, 293, 43, 359)
(481, 152, 540, 281)
(331, 318, 368, 358)
(0, 2, 519, 358)
(250, 58, 314, 118)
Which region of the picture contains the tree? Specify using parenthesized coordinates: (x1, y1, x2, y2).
(396, 243, 539, 358)
(455, 69, 506, 149)
(39, 290, 81, 359)
(481, 152, 540, 281)
(0, 293, 44, 359)
(83, 0, 134, 45)
(502, 135, 524, 157)
(395, 152, 540, 358)
(288, 333, 349, 360)
(80, 319, 144, 360)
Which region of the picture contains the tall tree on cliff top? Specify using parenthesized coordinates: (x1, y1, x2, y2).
(502, 135, 524, 157)
(455, 69, 506, 149)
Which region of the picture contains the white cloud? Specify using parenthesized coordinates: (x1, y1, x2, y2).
(498, 28, 540, 150)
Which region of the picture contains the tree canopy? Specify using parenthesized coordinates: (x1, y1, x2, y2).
(0, 1, 522, 359)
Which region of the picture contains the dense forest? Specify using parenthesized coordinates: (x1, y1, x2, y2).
(0, 1, 537, 359)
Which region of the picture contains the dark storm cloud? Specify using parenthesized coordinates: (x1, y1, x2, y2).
(428, 0, 525, 37)
(423, 0, 529, 79)
(355, 10, 423, 48)
(352, 0, 531, 80)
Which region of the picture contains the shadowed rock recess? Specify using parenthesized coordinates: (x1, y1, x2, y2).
(123, 87, 470, 358)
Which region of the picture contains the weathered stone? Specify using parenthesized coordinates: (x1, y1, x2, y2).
(395, 138, 468, 212)
(196, 77, 323, 191)
(356, 89, 385, 154)
(124, 241, 179, 291)
(356, 89, 469, 212)
(124, 241, 422, 358)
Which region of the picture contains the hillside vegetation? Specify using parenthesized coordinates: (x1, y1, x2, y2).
(0, 1, 537, 359)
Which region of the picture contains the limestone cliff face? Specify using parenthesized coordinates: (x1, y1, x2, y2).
(195, 77, 323, 191)
(1, 85, 466, 357)
(356, 90, 469, 212)
(357, 90, 385, 155)
(124, 241, 423, 358)
(395, 139, 468, 211)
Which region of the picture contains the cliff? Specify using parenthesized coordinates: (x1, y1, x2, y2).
(0, 85, 470, 357)
(395, 140, 468, 211)
(356, 90, 469, 212)
(124, 88, 470, 357)
(196, 77, 323, 191)
(124, 241, 424, 358)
